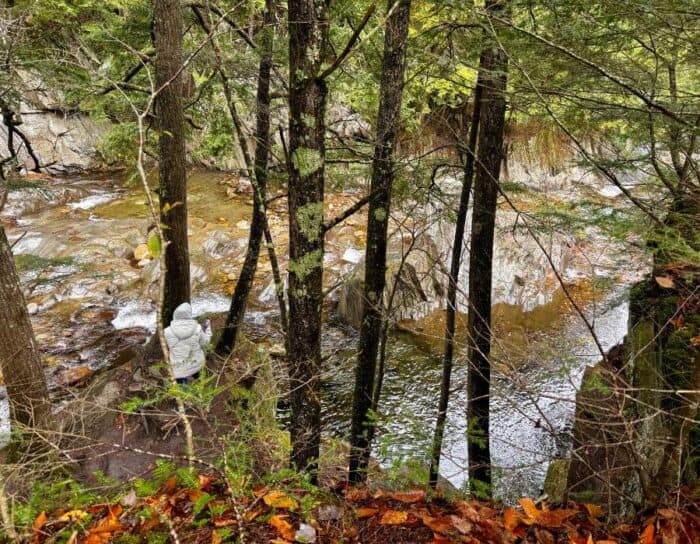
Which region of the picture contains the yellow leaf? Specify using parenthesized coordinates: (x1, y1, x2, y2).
(356, 507, 378, 518)
(263, 490, 299, 511)
(584, 503, 605, 519)
(270, 514, 296, 541)
(58, 509, 89, 522)
(380, 510, 408, 525)
(519, 498, 540, 523)
(655, 276, 675, 289)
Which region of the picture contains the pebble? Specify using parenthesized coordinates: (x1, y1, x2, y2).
(27, 302, 39, 315)
(295, 523, 316, 543)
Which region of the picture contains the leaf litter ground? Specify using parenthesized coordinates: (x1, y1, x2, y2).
(22, 472, 700, 544)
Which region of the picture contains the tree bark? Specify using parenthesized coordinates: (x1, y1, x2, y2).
(216, 1, 275, 356)
(0, 226, 50, 431)
(466, 1, 508, 498)
(287, 0, 329, 477)
(429, 81, 483, 488)
(348, 0, 411, 484)
(153, 0, 190, 327)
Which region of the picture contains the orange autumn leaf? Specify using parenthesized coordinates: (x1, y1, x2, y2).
(429, 533, 453, 544)
(263, 490, 299, 510)
(640, 523, 655, 544)
(519, 498, 540, 522)
(270, 514, 296, 541)
(31, 511, 47, 544)
(655, 276, 675, 289)
(596, 541, 619, 544)
(380, 510, 409, 525)
(390, 490, 426, 503)
(536, 509, 579, 529)
(198, 474, 217, 490)
(252, 484, 268, 497)
(504, 507, 523, 531)
(345, 487, 370, 502)
(421, 514, 454, 535)
(356, 507, 379, 518)
(584, 503, 605, 519)
(211, 529, 222, 544)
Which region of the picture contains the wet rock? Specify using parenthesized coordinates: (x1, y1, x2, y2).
(337, 234, 445, 328)
(341, 247, 363, 264)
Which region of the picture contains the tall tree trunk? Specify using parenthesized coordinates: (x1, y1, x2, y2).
(0, 226, 50, 431)
(216, 1, 275, 355)
(429, 81, 483, 488)
(348, 0, 411, 484)
(466, 2, 508, 498)
(153, 0, 190, 327)
(287, 0, 329, 477)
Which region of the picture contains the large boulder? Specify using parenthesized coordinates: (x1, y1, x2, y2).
(337, 234, 445, 328)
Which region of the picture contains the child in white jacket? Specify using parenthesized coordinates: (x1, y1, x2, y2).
(164, 302, 211, 384)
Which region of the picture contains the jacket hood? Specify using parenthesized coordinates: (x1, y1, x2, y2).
(172, 302, 193, 320)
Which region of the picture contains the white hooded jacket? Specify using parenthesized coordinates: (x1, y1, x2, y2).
(164, 303, 211, 379)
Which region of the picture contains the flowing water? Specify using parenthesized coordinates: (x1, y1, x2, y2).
(0, 172, 646, 500)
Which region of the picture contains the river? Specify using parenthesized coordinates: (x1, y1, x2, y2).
(0, 171, 647, 500)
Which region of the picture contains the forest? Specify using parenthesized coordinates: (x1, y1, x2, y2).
(0, 0, 698, 542)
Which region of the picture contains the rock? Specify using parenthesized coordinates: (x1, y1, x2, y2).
(337, 234, 445, 328)
(133, 243, 151, 261)
(27, 302, 39, 315)
(137, 258, 151, 268)
(543, 458, 570, 504)
(341, 247, 363, 264)
(316, 505, 342, 521)
(295, 523, 317, 543)
(236, 219, 250, 231)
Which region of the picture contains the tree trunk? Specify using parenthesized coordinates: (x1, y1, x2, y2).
(287, 0, 329, 477)
(466, 2, 508, 498)
(348, 0, 412, 484)
(429, 81, 483, 488)
(153, 0, 190, 327)
(0, 226, 50, 431)
(217, 1, 275, 355)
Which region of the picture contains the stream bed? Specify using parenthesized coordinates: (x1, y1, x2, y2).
(0, 172, 647, 500)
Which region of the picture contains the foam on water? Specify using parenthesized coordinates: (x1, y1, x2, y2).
(111, 292, 231, 331)
(69, 193, 119, 210)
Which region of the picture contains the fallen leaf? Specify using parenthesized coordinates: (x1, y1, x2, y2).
(390, 490, 426, 503)
(58, 509, 89, 523)
(429, 534, 453, 544)
(270, 514, 296, 541)
(421, 514, 454, 535)
(655, 276, 675, 289)
(640, 523, 655, 544)
(211, 529, 222, 544)
(264, 490, 299, 510)
(380, 510, 408, 525)
(246, 507, 265, 522)
(345, 487, 369, 502)
(198, 474, 217, 490)
(536, 509, 579, 529)
(504, 507, 523, 531)
(356, 507, 378, 518)
(690, 336, 700, 348)
(519, 498, 540, 523)
(449, 515, 472, 535)
(595, 540, 619, 544)
(584, 503, 605, 519)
